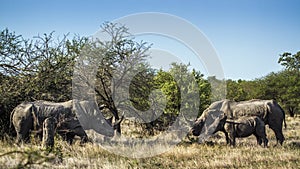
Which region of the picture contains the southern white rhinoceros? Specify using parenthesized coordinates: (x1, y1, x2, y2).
(224, 116, 268, 147)
(11, 100, 124, 144)
(191, 99, 286, 145)
(11, 100, 75, 143)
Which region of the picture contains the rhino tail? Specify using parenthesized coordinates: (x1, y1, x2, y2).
(284, 114, 287, 129)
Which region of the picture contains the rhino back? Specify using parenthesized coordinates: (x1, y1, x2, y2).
(220, 100, 268, 121)
(34, 100, 74, 121)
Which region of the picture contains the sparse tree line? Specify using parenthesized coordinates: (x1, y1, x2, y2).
(0, 23, 299, 140)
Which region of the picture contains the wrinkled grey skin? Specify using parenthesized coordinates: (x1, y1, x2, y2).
(11, 100, 74, 143)
(190, 109, 228, 143)
(56, 116, 124, 144)
(191, 119, 204, 136)
(221, 99, 286, 145)
(192, 99, 286, 145)
(73, 100, 124, 137)
(11, 100, 124, 144)
(191, 99, 286, 145)
(224, 116, 268, 147)
(56, 117, 88, 144)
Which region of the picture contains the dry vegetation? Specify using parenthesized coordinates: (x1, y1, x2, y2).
(1, 116, 300, 169)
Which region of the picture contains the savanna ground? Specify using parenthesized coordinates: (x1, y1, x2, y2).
(1, 116, 300, 169)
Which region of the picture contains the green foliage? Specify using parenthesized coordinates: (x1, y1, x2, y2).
(73, 23, 152, 122)
(207, 76, 226, 102)
(154, 69, 180, 115)
(261, 70, 300, 116)
(277, 51, 300, 116)
(1, 23, 299, 141)
(0, 29, 87, 137)
(225, 51, 300, 117)
(126, 63, 210, 135)
(192, 69, 211, 115)
(226, 79, 264, 101)
(278, 51, 300, 71)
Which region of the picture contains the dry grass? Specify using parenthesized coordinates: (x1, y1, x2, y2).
(1, 116, 300, 168)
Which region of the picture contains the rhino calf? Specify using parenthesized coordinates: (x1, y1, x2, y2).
(56, 117, 88, 144)
(224, 116, 268, 147)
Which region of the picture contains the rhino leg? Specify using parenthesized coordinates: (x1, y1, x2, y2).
(220, 128, 230, 144)
(273, 128, 284, 146)
(42, 117, 56, 149)
(65, 132, 75, 144)
(268, 104, 285, 146)
(57, 131, 75, 144)
(58, 129, 87, 144)
(263, 138, 269, 147)
(255, 135, 268, 147)
(269, 124, 284, 146)
(15, 118, 33, 143)
(224, 123, 236, 146)
(254, 134, 268, 147)
(228, 134, 236, 146)
(73, 127, 88, 144)
(254, 134, 262, 145)
(227, 129, 236, 146)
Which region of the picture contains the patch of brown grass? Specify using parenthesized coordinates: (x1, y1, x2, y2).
(1, 117, 300, 168)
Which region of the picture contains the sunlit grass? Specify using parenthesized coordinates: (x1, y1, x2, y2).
(1, 117, 300, 168)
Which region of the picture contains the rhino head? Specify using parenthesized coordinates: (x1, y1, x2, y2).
(56, 117, 88, 144)
(190, 109, 227, 137)
(191, 118, 205, 136)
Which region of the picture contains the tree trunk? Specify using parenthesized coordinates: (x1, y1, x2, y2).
(288, 107, 295, 117)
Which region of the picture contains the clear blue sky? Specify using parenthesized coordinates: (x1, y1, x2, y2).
(1, 0, 299, 80)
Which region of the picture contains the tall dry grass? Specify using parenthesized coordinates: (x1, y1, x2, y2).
(1, 116, 300, 168)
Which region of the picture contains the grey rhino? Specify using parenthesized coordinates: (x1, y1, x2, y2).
(56, 117, 88, 144)
(11, 100, 124, 144)
(191, 99, 286, 145)
(224, 116, 268, 147)
(11, 100, 75, 143)
(56, 115, 124, 144)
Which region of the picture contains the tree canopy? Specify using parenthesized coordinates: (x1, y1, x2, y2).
(0, 24, 299, 138)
